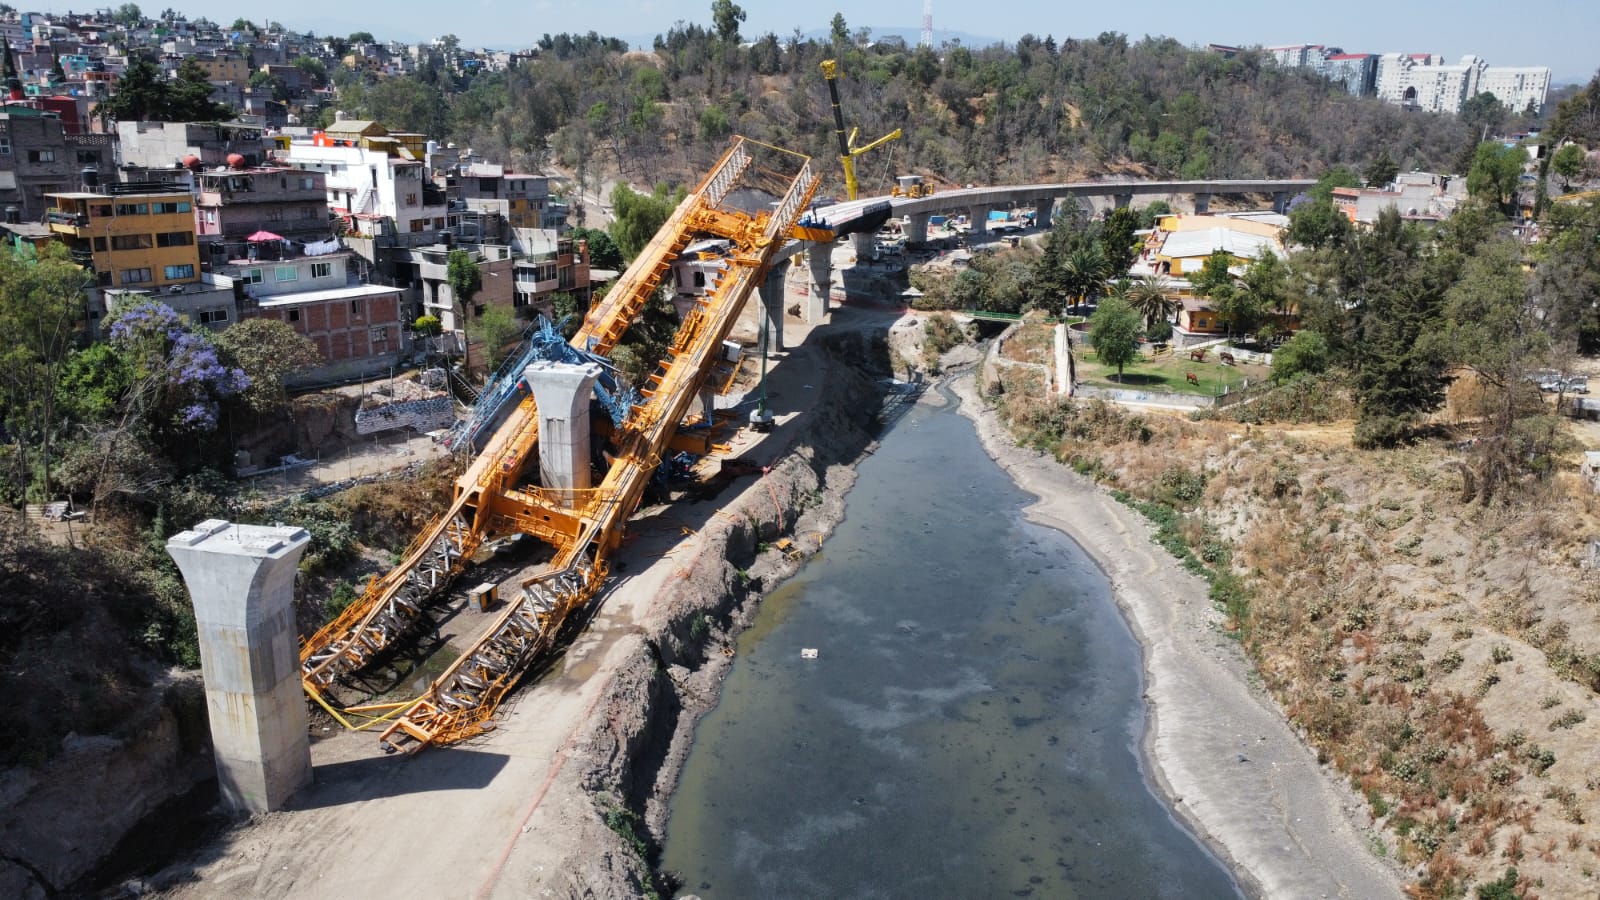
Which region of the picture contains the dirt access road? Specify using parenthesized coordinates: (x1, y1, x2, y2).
(154, 315, 848, 899)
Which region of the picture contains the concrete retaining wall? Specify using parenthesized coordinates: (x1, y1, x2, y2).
(353, 396, 454, 436)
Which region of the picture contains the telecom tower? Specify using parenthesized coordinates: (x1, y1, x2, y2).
(919, 0, 933, 49)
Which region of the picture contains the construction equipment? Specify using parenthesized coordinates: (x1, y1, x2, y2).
(891, 174, 936, 199)
(820, 59, 902, 201)
(297, 138, 819, 753)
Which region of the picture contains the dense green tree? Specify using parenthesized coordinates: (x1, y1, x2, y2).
(446, 249, 482, 373)
(348, 31, 376, 44)
(1459, 91, 1507, 139)
(469, 305, 523, 369)
(710, 0, 745, 44)
(1532, 195, 1600, 351)
(1125, 275, 1177, 330)
(1100, 206, 1141, 275)
(1137, 200, 1172, 229)
(0, 243, 90, 502)
(608, 183, 681, 260)
(1550, 143, 1586, 191)
(1466, 141, 1525, 211)
(1364, 150, 1399, 188)
(213, 319, 321, 415)
(570, 226, 624, 271)
(1089, 294, 1141, 381)
(112, 3, 142, 26)
(1270, 330, 1329, 383)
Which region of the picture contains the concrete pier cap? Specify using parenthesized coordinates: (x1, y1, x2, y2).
(166, 519, 312, 815)
(524, 360, 603, 492)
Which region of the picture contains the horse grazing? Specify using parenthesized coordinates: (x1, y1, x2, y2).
(1189, 348, 1208, 362)
(1185, 372, 1200, 386)
(1219, 351, 1236, 366)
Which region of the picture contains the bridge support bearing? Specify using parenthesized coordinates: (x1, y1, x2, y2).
(167, 520, 312, 815)
(905, 213, 930, 243)
(1193, 192, 1211, 214)
(1033, 199, 1053, 230)
(524, 361, 603, 492)
(758, 259, 788, 351)
(804, 242, 831, 324)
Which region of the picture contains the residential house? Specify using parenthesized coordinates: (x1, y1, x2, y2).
(195, 164, 329, 262)
(45, 183, 201, 290)
(238, 250, 408, 381)
(116, 120, 271, 171)
(1, 107, 112, 220)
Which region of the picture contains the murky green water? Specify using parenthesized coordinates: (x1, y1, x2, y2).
(662, 390, 1241, 899)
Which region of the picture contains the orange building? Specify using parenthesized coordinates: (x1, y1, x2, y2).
(45, 185, 200, 290)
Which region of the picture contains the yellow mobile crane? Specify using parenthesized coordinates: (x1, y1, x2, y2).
(820, 59, 901, 201)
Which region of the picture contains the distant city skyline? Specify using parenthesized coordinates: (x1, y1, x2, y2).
(47, 1, 1600, 83)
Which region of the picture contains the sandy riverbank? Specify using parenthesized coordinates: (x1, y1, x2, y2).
(952, 372, 1405, 899)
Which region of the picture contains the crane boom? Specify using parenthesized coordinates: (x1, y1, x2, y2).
(819, 59, 902, 201)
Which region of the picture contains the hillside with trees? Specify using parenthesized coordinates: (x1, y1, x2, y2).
(340, 11, 1498, 199)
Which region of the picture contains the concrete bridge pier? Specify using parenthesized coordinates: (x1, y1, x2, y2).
(1033, 199, 1054, 230)
(851, 231, 876, 259)
(1113, 193, 1133, 210)
(524, 360, 603, 492)
(1273, 190, 1290, 213)
(167, 520, 312, 815)
(905, 212, 930, 243)
(757, 259, 788, 352)
(968, 204, 992, 237)
(1193, 192, 1211, 214)
(804, 243, 831, 323)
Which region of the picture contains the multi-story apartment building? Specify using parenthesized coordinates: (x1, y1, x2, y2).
(116, 120, 271, 171)
(1, 108, 113, 219)
(238, 250, 409, 380)
(448, 162, 554, 231)
(1322, 53, 1378, 97)
(280, 119, 447, 247)
(45, 183, 201, 289)
(195, 164, 329, 261)
(1376, 54, 1551, 115)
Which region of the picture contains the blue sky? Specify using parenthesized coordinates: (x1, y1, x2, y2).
(168, 0, 1597, 82)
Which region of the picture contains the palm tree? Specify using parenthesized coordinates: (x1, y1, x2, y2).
(1126, 274, 1179, 330)
(1060, 244, 1110, 314)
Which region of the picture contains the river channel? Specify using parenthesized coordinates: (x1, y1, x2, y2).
(661, 386, 1241, 898)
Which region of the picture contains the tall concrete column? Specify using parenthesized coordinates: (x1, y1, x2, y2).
(1113, 193, 1133, 210)
(524, 360, 602, 492)
(804, 243, 831, 323)
(851, 231, 876, 259)
(1273, 190, 1290, 213)
(1034, 198, 1054, 230)
(757, 259, 788, 351)
(167, 520, 312, 815)
(968, 205, 992, 237)
(905, 213, 929, 243)
(1193, 192, 1211, 214)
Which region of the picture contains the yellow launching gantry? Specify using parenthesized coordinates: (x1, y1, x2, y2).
(820, 59, 902, 201)
(297, 137, 821, 752)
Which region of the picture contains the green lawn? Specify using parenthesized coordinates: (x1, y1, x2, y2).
(1074, 346, 1270, 396)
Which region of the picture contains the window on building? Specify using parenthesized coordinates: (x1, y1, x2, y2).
(405, 193, 418, 206)
(197, 307, 229, 324)
(434, 217, 444, 229)
(111, 233, 154, 250)
(92, 236, 107, 252)
(311, 262, 331, 279)
(90, 204, 111, 218)
(275, 266, 298, 283)
(151, 201, 191, 214)
(350, 299, 362, 317)
(77, 150, 99, 165)
(204, 210, 218, 224)
(300, 176, 316, 190)
(156, 231, 193, 247)
(114, 203, 149, 216)
(121, 267, 152, 285)
(288, 308, 301, 322)
(267, 208, 283, 221)
(0, 137, 10, 155)
(301, 206, 317, 219)
(27, 149, 55, 163)
(242, 268, 263, 285)
(409, 219, 425, 232)
(370, 326, 387, 345)
(164, 264, 195, 280)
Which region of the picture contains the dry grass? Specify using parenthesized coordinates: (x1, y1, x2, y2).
(991, 389, 1600, 896)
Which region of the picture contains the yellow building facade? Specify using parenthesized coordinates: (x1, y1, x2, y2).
(46, 190, 202, 289)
